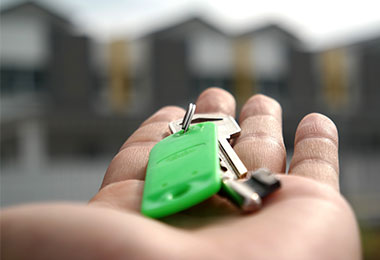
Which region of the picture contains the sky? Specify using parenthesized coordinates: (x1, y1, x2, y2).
(2, 0, 380, 48)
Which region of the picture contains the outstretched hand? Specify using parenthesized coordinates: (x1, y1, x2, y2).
(1, 88, 361, 259)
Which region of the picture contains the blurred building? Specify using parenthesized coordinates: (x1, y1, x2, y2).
(108, 17, 234, 113)
(0, 2, 94, 110)
(108, 18, 316, 126)
(315, 35, 380, 223)
(148, 17, 234, 109)
(315, 36, 380, 149)
(116, 17, 380, 151)
(1, 1, 87, 169)
(0, 2, 138, 174)
(233, 24, 317, 147)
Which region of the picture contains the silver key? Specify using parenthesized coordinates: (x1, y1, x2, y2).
(221, 168, 281, 211)
(222, 178, 262, 211)
(169, 113, 248, 179)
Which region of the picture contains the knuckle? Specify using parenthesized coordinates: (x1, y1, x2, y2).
(234, 138, 286, 172)
(297, 135, 338, 153)
(291, 137, 339, 174)
(239, 116, 283, 146)
(290, 158, 338, 175)
(293, 139, 338, 164)
(241, 114, 281, 130)
(236, 129, 285, 149)
(235, 134, 286, 154)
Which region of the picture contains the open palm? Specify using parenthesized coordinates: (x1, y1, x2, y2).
(1, 88, 361, 259)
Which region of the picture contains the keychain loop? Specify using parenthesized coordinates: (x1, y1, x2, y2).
(182, 103, 196, 132)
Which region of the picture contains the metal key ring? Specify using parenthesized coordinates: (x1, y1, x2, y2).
(182, 103, 196, 132)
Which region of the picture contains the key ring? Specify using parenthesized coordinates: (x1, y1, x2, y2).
(181, 103, 196, 132)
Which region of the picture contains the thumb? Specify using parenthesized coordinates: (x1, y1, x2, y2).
(89, 180, 144, 213)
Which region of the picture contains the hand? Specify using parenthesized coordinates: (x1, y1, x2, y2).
(1, 88, 361, 259)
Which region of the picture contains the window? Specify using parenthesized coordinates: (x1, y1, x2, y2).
(0, 68, 46, 94)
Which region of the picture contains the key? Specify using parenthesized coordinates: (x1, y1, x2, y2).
(141, 121, 220, 218)
(247, 168, 281, 198)
(220, 168, 281, 211)
(169, 114, 248, 179)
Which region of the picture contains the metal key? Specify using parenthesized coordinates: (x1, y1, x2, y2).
(221, 168, 281, 211)
(169, 114, 248, 179)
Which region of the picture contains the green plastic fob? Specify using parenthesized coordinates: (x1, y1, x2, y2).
(141, 122, 220, 218)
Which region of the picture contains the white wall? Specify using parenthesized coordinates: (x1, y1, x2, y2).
(0, 10, 49, 69)
(250, 31, 288, 78)
(189, 28, 233, 77)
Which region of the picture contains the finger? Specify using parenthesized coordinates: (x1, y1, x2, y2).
(120, 106, 185, 150)
(195, 87, 236, 116)
(234, 94, 286, 173)
(101, 106, 185, 188)
(288, 113, 339, 190)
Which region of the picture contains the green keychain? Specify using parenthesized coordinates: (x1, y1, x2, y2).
(141, 122, 220, 218)
(141, 103, 281, 218)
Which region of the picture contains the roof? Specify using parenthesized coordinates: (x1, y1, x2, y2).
(237, 22, 302, 44)
(146, 15, 228, 38)
(321, 33, 380, 51)
(0, 1, 71, 26)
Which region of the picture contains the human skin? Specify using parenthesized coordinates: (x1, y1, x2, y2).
(1, 88, 361, 259)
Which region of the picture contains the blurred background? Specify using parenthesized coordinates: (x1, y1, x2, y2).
(1, 0, 379, 258)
